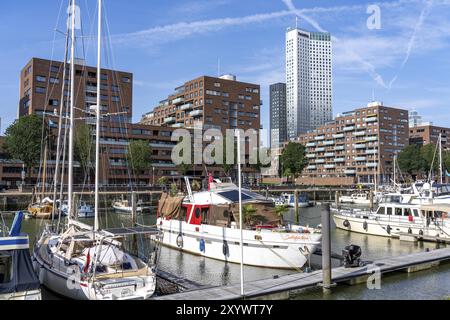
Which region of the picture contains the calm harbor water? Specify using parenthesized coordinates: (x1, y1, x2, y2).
(3, 205, 449, 300)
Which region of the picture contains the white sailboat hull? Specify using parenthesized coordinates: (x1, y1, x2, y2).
(0, 290, 41, 301)
(33, 235, 156, 300)
(157, 218, 321, 269)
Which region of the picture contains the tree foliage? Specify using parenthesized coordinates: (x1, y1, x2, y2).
(280, 142, 308, 182)
(4, 115, 46, 183)
(398, 143, 450, 178)
(128, 140, 152, 175)
(74, 123, 95, 180)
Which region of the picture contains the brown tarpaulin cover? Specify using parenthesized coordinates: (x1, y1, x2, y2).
(158, 193, 184, 219)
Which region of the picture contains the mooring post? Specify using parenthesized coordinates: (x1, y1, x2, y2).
(131, 191, 137, 226)
(369, 191, 374, 211)
(335, 191, 339, 208)
(320, 204, 334, 294)
(294, 190, 299, 225)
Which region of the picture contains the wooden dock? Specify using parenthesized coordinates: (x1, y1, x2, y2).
(153, 247, 450, 300)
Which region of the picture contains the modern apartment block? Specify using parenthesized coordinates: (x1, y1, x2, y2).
(409, 124, 450, 150)
(10, 58, 183, 187)
(270, 83, 287, 148)
(140, 75, 261, 133)
(286, 27, 333, 140)
(296, 102, 409, 186)
(19, 57, 132, 123)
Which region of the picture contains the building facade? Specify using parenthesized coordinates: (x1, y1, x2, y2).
(297, 102, 409, 186)
(270, 83, 287, 148)
(409, 124, 450, 150)
(140, 74, 261, 134)
(286, 27, 332, 140)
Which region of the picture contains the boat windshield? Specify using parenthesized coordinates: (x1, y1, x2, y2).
(218, 190, 253, 202)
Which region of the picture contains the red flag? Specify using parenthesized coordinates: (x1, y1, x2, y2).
(208, 173, 213, 191)
(83, 250, 91, 273)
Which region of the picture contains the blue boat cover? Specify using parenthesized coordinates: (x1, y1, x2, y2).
(9, 211, 24, 237)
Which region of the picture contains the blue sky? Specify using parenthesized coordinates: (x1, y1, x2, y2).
(1, 0, 449, 142)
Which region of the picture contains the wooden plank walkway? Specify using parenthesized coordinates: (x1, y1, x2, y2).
(153, 248, 450, 300)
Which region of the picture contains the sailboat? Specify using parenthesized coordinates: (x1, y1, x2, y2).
(32, 0, 159, 300)
(27, 136, 54, 219)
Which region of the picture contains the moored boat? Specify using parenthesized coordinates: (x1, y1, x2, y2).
(156, 179, 322, 269)
(0, 212, 41, 300)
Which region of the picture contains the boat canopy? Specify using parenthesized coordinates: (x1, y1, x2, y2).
(158, 193, 184, 218)
(0, 249, 41, 294)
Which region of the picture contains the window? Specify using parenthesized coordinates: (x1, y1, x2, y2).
(111, 85, 119, 92)
(395, 208, 402, 216)
(122, 77, 131, 83)
(49, 99, 59, 106)
(111, 96, 120, 102)
(50, 65, 60, 73)
(36, 75, 46, 82)
(101, 74, 108, 81)
(387, 208, 392, 215)
(214, 82, 221, 88)
(35, 86, 46, 94)
(49, 77, 59, 84)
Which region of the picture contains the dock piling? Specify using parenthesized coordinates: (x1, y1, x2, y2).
(294, 190, 299, 225)
(320, 204, 334, 294)
(131, 191, 137, 226)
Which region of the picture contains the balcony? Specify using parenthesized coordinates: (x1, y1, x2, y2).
(306, 142, 316, 147)
(171, 123, 183, 128)
(324, 164, 335, 169)
(365, 117, 377, 122)
(324, 152, 335, 157)
(307, 165, 317, 170)
(353, 131, 366, 137)
(172, 97, 185, 105)
(189, 110, 203, 117)
(315, 147, 325, 152)
(334, 146, 345, 151)
(344, 169, 356, 175)
(355, 144, 366, 149)
(323, 140, 335, 146)
(333, 133, 344, 139)
(85, 96, 97, 103)
(365, 136, 378, 142)
(343, 126, 355, 131)
(334, 158, 345, 163)
(306, 154, 316, 158)
(367, 163, 378, 168)
(315, 136, 325, 141)
(180, 103, 193, 111)
(86, 85, 97, 92)
(355, 156, 367, 161)
(366, 149, 377, 154)
(315, 159, 325, 164)
(164, 117, 176, 124)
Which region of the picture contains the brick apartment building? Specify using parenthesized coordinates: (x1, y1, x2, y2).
(0, 59, 263, 188)
(296, 102, 409, 186)
(409, 124, 450, 150)
(140, 74, 263, 182)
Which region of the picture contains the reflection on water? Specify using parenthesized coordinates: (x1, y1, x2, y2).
(3, 204, 449, 300)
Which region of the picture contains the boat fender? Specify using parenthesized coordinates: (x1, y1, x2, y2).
(223, 241, 229, 257)
(386, 225, 392, 235)
(419, 229, 424, 236)
(363, 221, 368, 231)
(343, 220, 350, 228)
(408, 228, 412, 234)
(176, 234, 183, 248)
(199, 239, 206, 253)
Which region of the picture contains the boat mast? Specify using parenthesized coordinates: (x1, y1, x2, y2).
(439, 133, 443, 184)
(52, 18, 70, 225)
(94, 0, 102, 232)
(236, 130, 244, 297)
(67, 0, 76, 224)
(393, 155, 397, 189)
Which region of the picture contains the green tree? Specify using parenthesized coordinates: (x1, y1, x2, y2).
(158, 176, 168, 186)
(275, 205, 289, 224)
(397, 144, 423, 176)
(128, 140, 152, 176)
(280, 142, 308, 183)
(74, 123, 94, 181)
(4, 115, 47, 183)
(420, 144, 440, 175)
(242, 204, 257, 225)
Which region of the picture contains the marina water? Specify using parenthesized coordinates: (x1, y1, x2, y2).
(3, 205, 449, 300)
